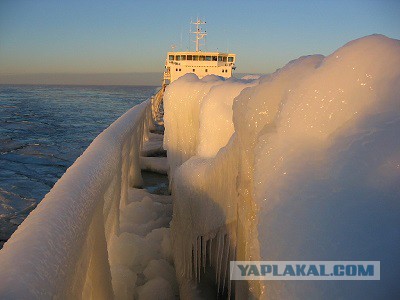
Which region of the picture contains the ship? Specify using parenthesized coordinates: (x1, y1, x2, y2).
(0, 19, 237, 299)
(152, 18, 236, 124)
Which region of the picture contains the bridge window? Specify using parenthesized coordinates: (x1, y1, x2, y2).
(169, 55, 174, 60)
(212, 56, 217, 61)
(176, 56, 181, 61)
(205, 56, 211, 61)
(199, 56, 205, 61)
(180, 55, 186, 61)
(218, 56, 223, 61)
(228, 56, 234, 62)
(223, 56, 227, 62)
(187, 55, 192, 60)
(193, 55, 199, 61)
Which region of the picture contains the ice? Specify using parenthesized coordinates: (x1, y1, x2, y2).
(140, 156, 169, 175)
(0, 34, 399, 299)
(241, 74, 261, 80)
(137, 277, 175, 300)
(141, 132, 165, 157)
(164, 35, 400, 298)
(0, 100, 178, 299)
(144, 259, 179, 294)
(109, 188, 177, 299)
(163, 74, 225, 181)
(197, 78, 259, 157)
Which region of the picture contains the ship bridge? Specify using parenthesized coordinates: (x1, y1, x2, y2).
(163, 18, 236, 85)
(163, 51, 236, 84)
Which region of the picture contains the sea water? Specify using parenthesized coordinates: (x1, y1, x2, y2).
(0, 84, 157, 247)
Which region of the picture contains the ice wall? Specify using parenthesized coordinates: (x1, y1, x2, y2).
(251, 34, 400, 299)
(165, 34, 400, 299)
(163, 74, 224, 181)
(0, 100, 152, 299)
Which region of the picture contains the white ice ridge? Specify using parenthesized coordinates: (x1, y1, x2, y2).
(0, 100, 159, 298)
(109, 188, 177, 299)
(164, 34, 400, 299)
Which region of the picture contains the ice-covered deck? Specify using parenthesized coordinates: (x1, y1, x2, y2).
(0, 100, 178, 299)
(0, 34, 399, 300)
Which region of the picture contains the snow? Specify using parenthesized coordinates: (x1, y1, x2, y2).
(164, 35, 400, 298)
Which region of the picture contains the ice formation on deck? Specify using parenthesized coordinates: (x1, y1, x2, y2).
(109, 188, 177, 299)
(0, 34, 398, 300)
(164, 34, 400, 299)
(0, 100, 178, 299)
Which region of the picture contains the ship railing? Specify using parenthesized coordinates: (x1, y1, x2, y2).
(0, 100, 155, 299)
(151, 86, 165, 125)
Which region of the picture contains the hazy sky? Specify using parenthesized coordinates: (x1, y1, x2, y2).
(0, 0, 399, 85)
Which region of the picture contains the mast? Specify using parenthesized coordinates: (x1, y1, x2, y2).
(191, 18, 207, 52)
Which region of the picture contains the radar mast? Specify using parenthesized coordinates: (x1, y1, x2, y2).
(191, 18, 207, 52)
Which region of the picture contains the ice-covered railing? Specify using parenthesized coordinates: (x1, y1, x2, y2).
(151, 86, 165, 125)
(0, 100, 154, 298)
(164, 35, 400, 299)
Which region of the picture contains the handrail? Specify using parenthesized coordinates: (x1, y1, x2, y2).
(0, 100, 152, 299)
(151, 86, 166, 125)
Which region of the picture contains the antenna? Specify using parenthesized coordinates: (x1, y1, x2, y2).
(180, 27, 183, 50)
(191, 17, 207, 52)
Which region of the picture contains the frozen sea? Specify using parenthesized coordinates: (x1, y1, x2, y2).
(0, 84, 157, 248)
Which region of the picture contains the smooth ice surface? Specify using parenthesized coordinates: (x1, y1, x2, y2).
(165, 35, 400, 298)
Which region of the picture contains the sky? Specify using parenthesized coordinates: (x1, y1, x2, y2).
(0, 0, 399, 85)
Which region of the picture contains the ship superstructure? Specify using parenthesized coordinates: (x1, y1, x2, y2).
(152, 18, 236, 124)
(163, 18, 236, 85)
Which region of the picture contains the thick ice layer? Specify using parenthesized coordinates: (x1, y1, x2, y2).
(251, 34, 400, 299)
(163, 74, 225, 180)
(109, 188, 177, 300)
(197, 78, 258, 157)
(0, 100, 153, 298)
(165, 34, 400, 298)
(140, 156, 169, 175)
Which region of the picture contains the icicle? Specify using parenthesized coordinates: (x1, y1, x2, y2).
(215, 232, 222, 282)
(217, 233, 225, 295)
(208, 238, 212, 267)
(183, 240, 187, 277)
(202, 235, 207, 273)
(189, 242, 193, 280)
(228, 240, 236, 300)
(222, 234, 230, 294)
(193, 238, 198, 281)
(197, 236, 201, 283)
